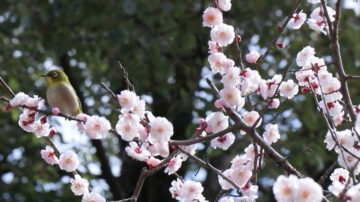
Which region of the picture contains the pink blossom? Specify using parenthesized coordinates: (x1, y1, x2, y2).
(231, 167, 252, 187)
(202, 7, 223, 27)
(330, 168, 349, 184)
(217, 0, 232, 11)
(84, 115, 111, 139)
(219, 86, 245, 109)
(164, 156, 182, 175)
(205, 112, 229, 133)
(263, 123, 280, 144)
(9, 92, 31, 107)
(210, 23, 235, 47)
(210, 132, 235, 150)
(70, 175, 89, 195)
(218, 169, 235, 190)
(146, 157, 162, 169)
(243, 111, 261, 128)
(245, 50, 260, 64)
(279, 80, 299, 99)
(288, 11, 307, 29)
(310, 6, 335, 22)
(117, 90, 139, 109)
(208, 41, 219, 54)
(81, 191, 106, 202)
(273, 175, 298, 202)
(180, 180, 204, 201)
(169, 178, 183, 200)
(208, 52, 228, 74)
(268, 98, 280, 109)
(116, 116, 141, 141)
(59, 150, 80, 172)
(296, 177, 323, 202)
(76, 113, 90, 131)
(307, 19, 327, 35)
(125, 141, 151, 161)
(40, 146, 59, 165)
(32, 121, 51, 138)
(51, 107, 61, 115)
(149, 117, 173, 142)
(296, 46, 316, 67)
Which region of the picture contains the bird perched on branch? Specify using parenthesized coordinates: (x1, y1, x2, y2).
(42, 69, 82, 116)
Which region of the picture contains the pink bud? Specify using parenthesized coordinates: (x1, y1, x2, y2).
(236, 34, 242, 43)
(214, 99, 224, 108)
(276, 42, 284, 49)
(52, 107, 61, 115)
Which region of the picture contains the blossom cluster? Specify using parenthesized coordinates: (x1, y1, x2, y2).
(9, 92, 106, 201)
(273, 174, 323, 202)
(169, 179, 207, 202)
(287, 1, 336, 36)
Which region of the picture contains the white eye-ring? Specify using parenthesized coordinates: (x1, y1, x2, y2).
(51, 72, 58, 78)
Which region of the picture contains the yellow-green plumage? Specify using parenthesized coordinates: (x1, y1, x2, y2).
(42, 69, 82, 116)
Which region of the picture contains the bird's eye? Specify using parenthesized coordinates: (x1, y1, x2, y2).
(51, 72, 58, 78)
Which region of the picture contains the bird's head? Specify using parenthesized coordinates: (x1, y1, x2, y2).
(42, 69, 69, 86)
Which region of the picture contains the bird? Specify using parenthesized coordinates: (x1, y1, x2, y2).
(42, 69, 82, 116)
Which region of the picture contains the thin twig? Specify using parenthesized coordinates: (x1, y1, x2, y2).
(255, 0, 304, 67)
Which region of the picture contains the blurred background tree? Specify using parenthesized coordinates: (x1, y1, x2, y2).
(0, 0, 359, 201)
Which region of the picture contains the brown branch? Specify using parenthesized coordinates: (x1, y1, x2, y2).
(117, 61, 135, 92)
(0, 76, 16, 97)
(116, 150, 179, 202)
(321, 0, 356, 124)
(176, 145, 241, 191)
(317, 160, 338, 185)
(255, 0, 304, 67)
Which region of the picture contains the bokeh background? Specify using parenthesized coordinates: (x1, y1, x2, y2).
(1, 0, 360, 201)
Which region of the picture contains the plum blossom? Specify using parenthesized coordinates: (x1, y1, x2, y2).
(221, 67, 241, 87)
(169, 178, 183, 200)
(149, 117, 173, 141)
(231, 167, 252, 187)
(164, 156, 182, 175)
(76, 113, 90, 131)
(208, 41, 219, 54)
(116, 115, 141, 141)
(243, 111, 261, 128)
(345, 183, 360, 202)
(84, 115, 111, 139)
(59, 150, 80, 172)
(296, 46, 316, 67)
(245, 50, 260, 64)
(273, 175, 298, 202)
(180, 180, 204, 201)
(40, 146, 59, 165)
(240, 183, 259, 201)
(117, 90, 139, 109)
(219, 86, 245, 109)
(307, 19, 327, 35)
(70, 175, 89, 195)
(288, 11, 307, 29)
(208, 52, 228, 74)
(9, 92, 31, 107)
(330, 168, 349, 184)
(279, 80, 299, 99)
(32, 121, 51, 138)
(218, 169, 235, 190)
(205, 112, 229, 133)
(263, 123, 280, 144)
(217, 0, 232, 11)
(268, 98, 280, 109)
(257, 74, 282, 99)
(210, 132, 235, 150)
(146, 157, 162, 169)
(310, 6, 336, 22)
(296, 177, 323, 202)
(125, 141, 151, 161)
(210, 23, 235, 47)
(202, 7, 223, 27)
(81, 191, 106, 202)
